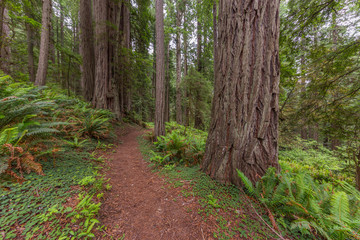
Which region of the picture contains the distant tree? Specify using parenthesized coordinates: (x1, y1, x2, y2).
(175, 0, 183, 124)
(202, 0, 281, 185)
(35, 0, 52, 86)
(154, 0, 165, 137)
(24, 1, 36, 82)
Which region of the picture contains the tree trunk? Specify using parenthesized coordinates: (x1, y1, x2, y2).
(194, 0, 203, 129)
(202, 0, 281, 185)
(175, 3, 182, 124)
(60, 3, 64, 86)
(25, 4, 35, 82)
(121, 0, 131, 114)
(183, 3, 189, 126)
(0, 5, 10, 74)
(79, 0, 95, 102)
(35, 0, 52, 86)
(213, 0, 217, 80)
(93, 0, 109, 108)
(165, 41, 170, 122)
(154, 0, 165, 137)
(356, 149, 360, 191)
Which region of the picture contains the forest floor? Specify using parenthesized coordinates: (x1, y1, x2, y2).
(96, 125, 214, 239)
(95, 125, 285, 240)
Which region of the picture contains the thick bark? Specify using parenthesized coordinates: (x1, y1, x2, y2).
(154, 0, 165, 137)
(93, 0, 109, 108)
(0, 6, 10, 74)
(213, 0, 217, 80)
(121, 0, 131, 114)
(35, 0, 52, 86)
(25, 4, 35, 82)
(79, 0, 95, 102)
(175, 3, 182, 124)
(202, 0, 281, 185)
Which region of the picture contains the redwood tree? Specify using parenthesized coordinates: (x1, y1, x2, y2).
(35, 0, 52, 86)
(154, 0, 165, 137)
(202, 0, 281, 185)
(93, 0, 108, 109)
(79, 0, 95, 102)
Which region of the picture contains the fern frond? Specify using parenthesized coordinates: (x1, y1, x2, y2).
(236, 169, 255, 196)
(25, 128, 59, 137)
(331, 191, 350, 224)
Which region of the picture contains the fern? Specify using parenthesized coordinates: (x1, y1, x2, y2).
(330, 192, 350, 224)
(236, 169, 255, 196)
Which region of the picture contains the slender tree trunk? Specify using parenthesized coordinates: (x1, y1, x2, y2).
(202, 0, 281, 185)
(356, 150, 360, 191)
(93, 0, 109, 108)
(79, 0, 95, 102)
(155, 0, 165, 137)
(183, 3, 189, 126)
(175, 3, 182, 124)
(194, 0, 203, 129)
(165, 41, 170, 122)
(35, 0, 52, 86)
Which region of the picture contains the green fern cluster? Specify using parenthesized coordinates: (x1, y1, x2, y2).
(0, 76, 67, 177)
(153, 122, 207, 166)
(237, 168, 360, 239)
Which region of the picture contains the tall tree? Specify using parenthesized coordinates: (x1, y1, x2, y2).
(35, 0, 52, 86)
(24, 1, 36, 82)
(202, 0, 281, 185)
(194, 0, 203, 129)
(79, 0, 95, 102)
(93, 0, 108, 108)
(154, 0, 165, 137)
(175, 1, 183, 124)
(0, 0, 10, 74)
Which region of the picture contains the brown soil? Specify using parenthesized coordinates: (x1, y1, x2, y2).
(97, 126, 214, 240)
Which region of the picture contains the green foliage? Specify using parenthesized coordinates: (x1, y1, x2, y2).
(181, 68, 212, 129)
(0, 150, 96, 239)
(80, 109, 113, 139)
(152, 122, 207, 166)
(279, 137, 354, 184)
(237, 168, 360, 240)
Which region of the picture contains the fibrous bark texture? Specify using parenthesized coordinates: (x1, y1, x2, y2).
(35, 0, 52, 86)
(202, 0, 281, 185)
(0, 4, 11, 74)
(93, 0, 108, 109)
(80, 0, 95, 102)
(25, 11, 35, 82)
(154, 0, 165, 137)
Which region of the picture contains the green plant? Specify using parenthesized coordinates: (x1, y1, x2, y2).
(237, 168, 360, 239)
(63, 136, 89, 148)
(80, 110, 112, 139)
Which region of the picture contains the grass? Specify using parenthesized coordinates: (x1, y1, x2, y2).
(137, 135, 286, 240)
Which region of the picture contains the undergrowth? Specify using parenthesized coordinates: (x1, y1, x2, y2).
(138, 135, 283, 240)
(0, 74, 115, 239)
(144, 121, 360, 240)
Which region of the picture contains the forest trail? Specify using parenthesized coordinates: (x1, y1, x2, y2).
(97, 126, 211, 240)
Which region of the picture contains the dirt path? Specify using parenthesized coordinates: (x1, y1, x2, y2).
(98, 126, 210, 240)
